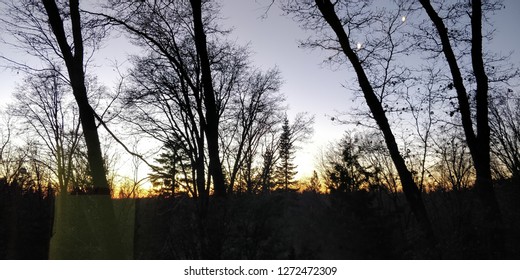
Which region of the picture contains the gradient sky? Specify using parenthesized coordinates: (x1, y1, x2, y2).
(218, 0, 520, 178)
(220, 0, 353, 178)
(1, 0, 519, 181)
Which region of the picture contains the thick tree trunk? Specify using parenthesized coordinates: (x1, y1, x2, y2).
(419, 0, 503, 256)
(196, 134, 208, 212)
(190, 0, 226, 197)
(315, 0, 437, 250)
(470, 0, 504, 256)
(43, 0, 110, 195)
(73, 73, 111, 195)
(43, 0, 124, 259)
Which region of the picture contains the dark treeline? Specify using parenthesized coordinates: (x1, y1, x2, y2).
(0, 179, 54, 259)
(1, 177, 519, 259)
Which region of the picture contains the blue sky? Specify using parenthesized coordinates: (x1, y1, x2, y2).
(1, 0, 519, 180)
(218, 0, 520, 178)
(220, 0, 353, 177)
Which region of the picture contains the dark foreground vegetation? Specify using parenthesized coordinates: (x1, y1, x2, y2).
(2, 178, 519, 260)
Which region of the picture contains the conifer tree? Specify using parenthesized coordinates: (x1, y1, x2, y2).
(306, 170, 321, 193)
(260, 149, 276, 193)
(275, 116, 298, 191)
(149, 140, 191, 197)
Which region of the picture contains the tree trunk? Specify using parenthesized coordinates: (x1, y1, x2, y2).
(315, 0, 437, 250)
(470, 0, 504, 256)
(419, 0, 503, 256)
(43, 0, 110, 195)
(190, 0, 226, 197)
(43, 0, 124, 259)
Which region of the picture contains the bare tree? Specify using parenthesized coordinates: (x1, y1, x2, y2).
(401, 65, 447, 192)
(11, 71, 82, 195)
(490, 90, 520, 180)
(416, 0, 515, 255)
(102, 0, 292, 198)
(189, 0, 226, 196)
(121, 52, 209, 202)
(97, 0, 232, 197)
(280, 0, 437, 249)
(220, 67, 285, 193)
(0, 141, 31, 186)
(0, 114, 24, 184)
(42, 0, 111, 194)
(1, 0, 112, 193)
(0, 113, 11, 168)
(1, 0, 124, 259)
(431, 130, 474, 191)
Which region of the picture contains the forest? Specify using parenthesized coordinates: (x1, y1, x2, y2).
(0, 0, 519, 259)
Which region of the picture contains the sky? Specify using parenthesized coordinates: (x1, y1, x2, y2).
(219, 0, 354, 178)
(1, 0, 519, 182)
(219, 0, 520, 178)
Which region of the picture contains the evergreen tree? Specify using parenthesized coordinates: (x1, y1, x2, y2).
(149, 140, 191, 197)
(260, 149, 276, 193)
(306, 170, 321, 193)
(275, 116, 298, 191)
(326, 135, 370, 193)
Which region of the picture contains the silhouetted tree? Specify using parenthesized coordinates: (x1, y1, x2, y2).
(400, 66, 447, 193)
(0, 132, 50, 194)
(43, 0, 111, 195)
(260, 148, 276, 193)
(281, 0, 437, 250)
(275, 116, 298, 191)
(1, 0, 124, 259)
(100, 0, 231, 197)
(221, 68, 284, 194)
(416, 0, 514, 256)
(490, 90, 520, 181)
(323, 133, 377, 193)
(11, 70, 83, 195)
(189, 0, 226, 196)
(431, 130, 474, 191)
(99, 0, 288, 258)
(149, 140, 192, 197)
(305, 170, 321, 193)
(0, 115, 27, 185)
(260, 113, 313, 193)
(122, 50, 210, 202)
(0, 113, 12, 172)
